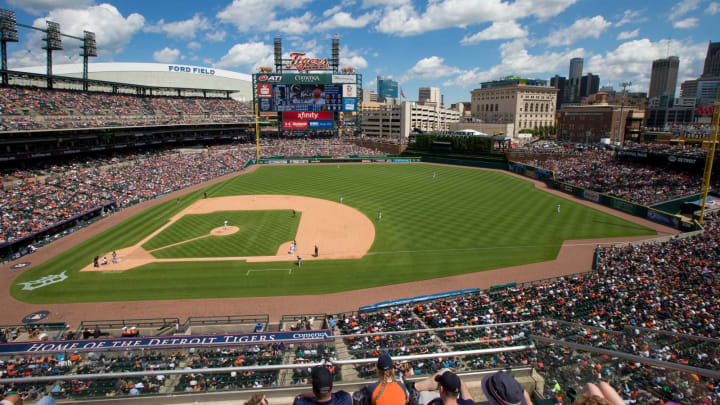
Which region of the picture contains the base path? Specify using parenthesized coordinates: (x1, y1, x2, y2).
(81, 195, 376, 272)
(0, 163, 681, 325)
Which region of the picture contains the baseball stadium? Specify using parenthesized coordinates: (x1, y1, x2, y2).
(0, 8, 719, 405)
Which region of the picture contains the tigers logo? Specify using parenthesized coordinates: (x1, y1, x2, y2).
(20, 271, 68, 291)
(285, 52, 330, 72)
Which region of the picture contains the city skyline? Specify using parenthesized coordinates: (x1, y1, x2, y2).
(1, 0, 717, 104)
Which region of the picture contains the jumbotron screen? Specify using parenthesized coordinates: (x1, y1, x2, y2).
(255, 73, 358, 113)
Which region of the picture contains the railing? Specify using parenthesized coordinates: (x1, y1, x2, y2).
(75, 317, 180, 335)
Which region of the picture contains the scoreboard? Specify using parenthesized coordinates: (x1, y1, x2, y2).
(254, 73, 358, 113)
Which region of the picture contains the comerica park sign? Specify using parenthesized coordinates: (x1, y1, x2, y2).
(285, 52, 330, 73)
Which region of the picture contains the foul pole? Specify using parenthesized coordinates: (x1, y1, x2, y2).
(255, 102, 260, 162)
(698, 87, 720, 224)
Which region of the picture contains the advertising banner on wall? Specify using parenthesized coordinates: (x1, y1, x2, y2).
(342, 84, 357, 98)
(257, 84, 272, 98)
(283, 112, 333, 120)
(308, 120, 334, 129)
(283, 120, 309, 129)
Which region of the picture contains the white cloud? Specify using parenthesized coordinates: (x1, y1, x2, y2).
(205, 30, 227, 42)
(146, 14, 209, 39)
(10, 3, 145, 67)
(404, 56, 461, 81)
(6, 0, 94, 14)
(339, 46, 368, 69)
(362, 0, 410, 7)
(323, 5, 343, 17)
(375, 0, 577, 36)
(319, 11, 378, 29)
(187, 41, 202, 50)
(444, 39, 585, 88)
(544, 15, 611, 47)
(669, 0, 701, 19)
(673, 17, 698, 29)
(216, 0, 312, 33)
(461, 21, 527, 45)
(707, 2, 720, 14)
(217, 41, 273, 71)
(266, 12, 314, 35)
(617, 29, 639, 40)
(615, 9, 645, 26)
(153, 47, 180, 63)
(585, 38, 707, 94)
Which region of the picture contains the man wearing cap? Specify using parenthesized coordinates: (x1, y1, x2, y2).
(294, 366, 351, 405)
(415, 369, 474, 405)
(359, 353, 409, 405)
(481, 371, 532, 405)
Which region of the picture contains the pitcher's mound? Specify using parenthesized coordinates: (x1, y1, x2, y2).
(210, 226, 240, 236)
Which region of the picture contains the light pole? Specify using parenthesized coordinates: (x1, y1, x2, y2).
(616, 81, 631, 144)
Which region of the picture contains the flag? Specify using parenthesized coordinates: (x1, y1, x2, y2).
(400, 88, 406, 98)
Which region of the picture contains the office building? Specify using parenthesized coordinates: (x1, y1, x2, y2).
(377, 76, 398, 101)
(362, 102, 460, 140)
(557, 93, 644, 143)
(418, 87, 441, 106)
(568, 57, 583, 102)
(362, 89, 377, 103)
(580, 73, 600, 98)
(470, 76, 557, 137)
(550, 75, 569, 108)
(648, 56, 679, 105)
(701, 41, 720, 78)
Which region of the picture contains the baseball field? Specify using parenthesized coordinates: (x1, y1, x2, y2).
(10, 163, 655, 304)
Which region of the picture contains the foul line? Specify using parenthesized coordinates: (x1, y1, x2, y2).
(246, 268, 293, 276)
(365, 242, 612, 257)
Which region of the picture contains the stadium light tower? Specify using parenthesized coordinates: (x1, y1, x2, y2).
(0, 9, 19, 86)
(42, 20, 62, 89)
(81, 30, 97, 91)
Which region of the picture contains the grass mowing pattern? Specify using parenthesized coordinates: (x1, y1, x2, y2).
(146, 211, 299, 258)
(11, 164, 656, 304)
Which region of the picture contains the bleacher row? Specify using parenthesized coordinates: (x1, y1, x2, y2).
(1, 206, 719, 403)
(0, 87, 254, 131)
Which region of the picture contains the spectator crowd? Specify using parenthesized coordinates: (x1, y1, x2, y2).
(523, 149, 702, 205)
(0, 87, 253, 131)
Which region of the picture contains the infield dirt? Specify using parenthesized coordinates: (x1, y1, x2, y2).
(80, 195, 376, 272)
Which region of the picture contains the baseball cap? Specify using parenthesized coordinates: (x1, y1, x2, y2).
(481, 371, 527, 405)
(311, 366, 333, 394)
(435, 371, 461, 394)
(377, 353, 393, 370)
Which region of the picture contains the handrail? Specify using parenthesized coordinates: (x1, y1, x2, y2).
(0, 345, 534, 384)
(336, 320, 536, 339)
(531, 335, 720, 379)
(623, 325, 720, 344)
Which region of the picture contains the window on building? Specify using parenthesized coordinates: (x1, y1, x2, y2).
(524, 103, 528, 111)
(495, 103, 498, 111)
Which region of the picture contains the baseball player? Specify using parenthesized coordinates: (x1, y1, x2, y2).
(378, 211, 382, 221)
(224, 220, 228, 230)
(556, 204, 560, 214)
(340, 196, 344, 204)
(433, 171, 436, 179)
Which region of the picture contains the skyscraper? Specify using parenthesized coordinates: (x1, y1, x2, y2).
(568, 58, 583, 102)
(580, 73, 600, 98)
(648, 56, 679, 104)
(550, 75, 568, 108)
(702, 41, 720, 78)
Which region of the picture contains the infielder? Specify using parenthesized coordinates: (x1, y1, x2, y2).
(224, 220, 228, 230)
(378, 211, 382, 221)
(340, 196, 344, 204)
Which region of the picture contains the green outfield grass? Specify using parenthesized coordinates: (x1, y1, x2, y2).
(143, 210, 300, 258)
(11, 164, 656, 304)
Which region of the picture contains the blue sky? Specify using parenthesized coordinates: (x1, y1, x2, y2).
(2, 0, 717, 104)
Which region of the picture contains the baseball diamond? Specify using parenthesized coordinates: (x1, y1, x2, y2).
(9, 163, 655, 305)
